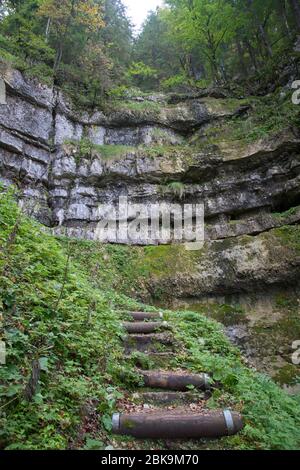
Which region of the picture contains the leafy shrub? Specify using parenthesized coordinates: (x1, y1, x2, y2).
(170, 310, 300, 450)
(0, 186, 132, 449)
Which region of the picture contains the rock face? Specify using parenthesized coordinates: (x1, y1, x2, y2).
(0, 65, 300, 300)
(133, 227, 300, 301)
(1, 66, 299, 241)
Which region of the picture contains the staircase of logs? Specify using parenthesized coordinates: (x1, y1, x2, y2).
(112, 311, 243, 440)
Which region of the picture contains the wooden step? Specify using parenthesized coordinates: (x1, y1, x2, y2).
(112, 409, 243, 439)
(123, 333, 175, 353)
(126, 312, 164, 321)
(122, 321, 169, 334)
(140, 370, 211, 391)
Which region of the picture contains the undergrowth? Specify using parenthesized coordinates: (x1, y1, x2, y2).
(0, 186, 137, 449)
(228, 91, 299, 143)
(169, 311, 300, 450)
(1, 186, 300, 450)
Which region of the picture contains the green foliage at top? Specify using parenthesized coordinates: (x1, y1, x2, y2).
(1, 0, 299, 96)
(0, 0, 133, 107)
(133, 0, 300, 91)
(132, 10, 180, 91)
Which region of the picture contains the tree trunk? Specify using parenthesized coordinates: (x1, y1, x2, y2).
(289, 0, 300, 32)
(45, 18, 51, 41)
(244, 38, 258, 72)
(259, 23, 273, 57)
(210, 56, 220, 84)
(53, 43, 63, 71)
(247, 0, 273, 57)
(24, 360, 41, 401)
(236, 39, 248, 77)
(278, 0, 292, 38)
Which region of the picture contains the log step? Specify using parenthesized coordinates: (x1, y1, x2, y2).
(140, 370, 211, 391)
(133, 391, 204, 405)
(126, 312, 164, 321)
(112, 409, 243, 439)
(123, 333, 175, 353)
(123, 321, 169, 334)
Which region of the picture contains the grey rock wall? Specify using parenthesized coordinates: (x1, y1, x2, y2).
(0, 66, 299, 247)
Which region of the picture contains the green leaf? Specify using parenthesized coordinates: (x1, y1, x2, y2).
(101, 414, 113, 432)
(39, 357, 49, 372)
(84, 438, 104, 450)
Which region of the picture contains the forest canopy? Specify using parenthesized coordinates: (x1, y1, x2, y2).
(0, 0, 299, 104)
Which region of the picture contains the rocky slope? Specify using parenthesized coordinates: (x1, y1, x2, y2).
(0, 64, 299, 303)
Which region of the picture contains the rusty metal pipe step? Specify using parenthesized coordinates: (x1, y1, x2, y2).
(123, 321, 169, 334)
(112, 409, 243, 439)
(126, 312, 164, 321)
(140, 370, 210, 391)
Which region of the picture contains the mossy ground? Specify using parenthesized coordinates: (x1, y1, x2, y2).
(1, 187, 300, 450)
(273, 225, 300, 253)
(64, 137, 195, 168)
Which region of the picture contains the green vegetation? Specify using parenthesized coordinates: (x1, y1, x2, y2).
(160, 182, 186, 200)
(170, 310, 300, 450)
(137, 244, 199, 279)
(1, 0, 300, 453)
(189, 92, 300, 153)
(1, 187, 300, 449)
(64, 139, 134, 163)
(63, 139, 194, 166)
(1, 0, 299, 102)
(134, 0, 300, 92)
(0, 186, 137, 449)
(228, 92, 300, 143)
(273, 225, 300, 254)
(273, 364, 300, 387)
(273, 206, 300, 219)
(0, 0, 132, 107)
(58, 237, 140, 294)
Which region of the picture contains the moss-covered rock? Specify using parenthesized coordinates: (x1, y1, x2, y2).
(129, 226, 300, 301)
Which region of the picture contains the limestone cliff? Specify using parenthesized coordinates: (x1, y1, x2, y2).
(0, 65, 299, 302)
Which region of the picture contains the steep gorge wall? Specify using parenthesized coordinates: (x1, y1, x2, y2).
(0, 65, 300, 300)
